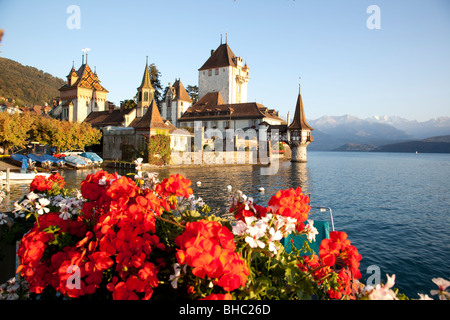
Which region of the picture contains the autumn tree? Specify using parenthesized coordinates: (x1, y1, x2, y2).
(0, 111, 34, 154)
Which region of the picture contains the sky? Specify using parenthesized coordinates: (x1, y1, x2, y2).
(0, 0, 449, 122)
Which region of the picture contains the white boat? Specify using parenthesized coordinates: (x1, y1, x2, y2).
(64, 155, 88, 168)
(0, 171, 51, 182)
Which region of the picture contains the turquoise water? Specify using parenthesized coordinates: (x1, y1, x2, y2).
(1, 151, 449, 298)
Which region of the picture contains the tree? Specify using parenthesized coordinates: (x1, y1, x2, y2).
(0, 111, 34, 154)
(186, 85, 199, 104)
(121, 99, 137, 110)
(149, 63, 163, 106)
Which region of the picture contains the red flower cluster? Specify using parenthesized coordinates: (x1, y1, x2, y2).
(30, 173, 66, 192)
(175, 220, 249, 292)
(156, 173, 193, 199)
(297, 231, 362, 299)
(268, 187, 310, 224)
(17, 170, 170, 300)
(319, 231, 362, 278)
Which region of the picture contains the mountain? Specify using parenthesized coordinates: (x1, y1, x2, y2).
(307, 115, 414, 151)
(0, 57, 65, 106)
(366, 115, 450, 139)
(373, 135, 450, 153)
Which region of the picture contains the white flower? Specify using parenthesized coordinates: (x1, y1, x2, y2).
(247, 220, 267, 239)
(417, 293, 433, 300)
(98, 176, 108, 186)
(26, 192, 39, 202)
(367, 274, 398, 300)
(232, 220, 247, 236)
(304, 220, 319, 242)
(430, 277, 450, 300)
(0, 213, 9, 225)
(35, 198, 50, 215)
(169, 263, 182, 289)
(245, 236, 265, 249)
(267, 227, 283, 254)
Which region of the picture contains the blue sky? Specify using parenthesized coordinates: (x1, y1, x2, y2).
(1, 0, 449, 121)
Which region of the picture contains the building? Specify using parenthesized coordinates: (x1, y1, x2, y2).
(287, 84, 314, 162)
(198, 42, 249, 105)
(161, 79, 192, 127)
(98, 59, 192, 160)
(177, 41, 285, 143)
(57, 54, 108, 122)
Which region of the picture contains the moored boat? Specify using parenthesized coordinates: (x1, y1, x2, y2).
(27, 154, 53, 169)
(0, 170, 51, 182)
(42, 154, 65, 168)
(63, 155, 88, 168)
(80, 152, 103, 165)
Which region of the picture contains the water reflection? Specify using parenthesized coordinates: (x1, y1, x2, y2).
(0, 163, 312, 217)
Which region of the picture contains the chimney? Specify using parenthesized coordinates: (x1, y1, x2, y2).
(211, 49, 215, 56)
(287, 112, 290, 125)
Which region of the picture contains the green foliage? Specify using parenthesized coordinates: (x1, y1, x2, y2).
(147, 133, 171, 165)
(0, 57, 65, 107)
(149, 64, 163, 106)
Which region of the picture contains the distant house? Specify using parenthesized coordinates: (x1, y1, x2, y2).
(0, 100, 21, 114)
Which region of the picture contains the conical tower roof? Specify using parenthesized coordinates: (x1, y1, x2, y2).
(288, 90, 314, 131)
(138, 57, 154, 90)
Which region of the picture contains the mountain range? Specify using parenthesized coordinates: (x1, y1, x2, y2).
(306, 114, 450, 152)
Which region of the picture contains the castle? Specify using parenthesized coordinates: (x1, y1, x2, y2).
(54, 39, 313, 162)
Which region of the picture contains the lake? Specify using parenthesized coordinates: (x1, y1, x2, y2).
(1, 151, 449, 298)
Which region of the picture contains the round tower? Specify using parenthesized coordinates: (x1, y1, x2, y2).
(288, 82, 314, 162)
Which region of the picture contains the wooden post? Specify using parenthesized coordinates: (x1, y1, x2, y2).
(5, 168, 10, 194)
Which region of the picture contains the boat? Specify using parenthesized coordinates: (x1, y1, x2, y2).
(0, 170, 51, 182)
(63, 155, 88, 168)
(27, 154, 53, 169)
(10, 154, 35, 168)
(80, 152, 103, 165)
(73, 154, 93, 166)
(42, 154, 66, 168)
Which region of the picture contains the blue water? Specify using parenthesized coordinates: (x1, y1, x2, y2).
(2, 151, 449, 298)
(149, 151, 450, 298)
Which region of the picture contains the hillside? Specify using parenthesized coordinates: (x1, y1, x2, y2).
(373, 135, 450, 153)
(0, 57, 65, 106)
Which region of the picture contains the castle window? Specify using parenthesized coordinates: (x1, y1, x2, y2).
(215, 68, 219, 75)
(208, 70, 212, 76)
(144, 92, 148, 102)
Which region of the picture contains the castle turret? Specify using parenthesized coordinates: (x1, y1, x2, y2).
(288, 82, 314, 162)
(136, 56, 155, 117)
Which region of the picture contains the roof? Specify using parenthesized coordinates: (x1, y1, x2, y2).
(84, 108, 134, 128)
(132, 100, 178, 133)
(199, 43, 238, 71)
(59, 63, 108, 92)
(171, 79, 192, 102)
(138, 59, 154, 90)
(179, 91, 286, 123)
(288, 94, 314, 131)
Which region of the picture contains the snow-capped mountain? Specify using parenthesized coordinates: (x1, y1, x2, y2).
(365, 116, 450, 139)
(307, 115, 414, 150)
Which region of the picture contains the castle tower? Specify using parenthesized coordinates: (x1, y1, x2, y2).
(136, 56, 155, 118)
(198, 40, 249, 104)
(288, 82, 314, 162)
(59, 53, 108, 122)
(161, 79, 192, 127)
